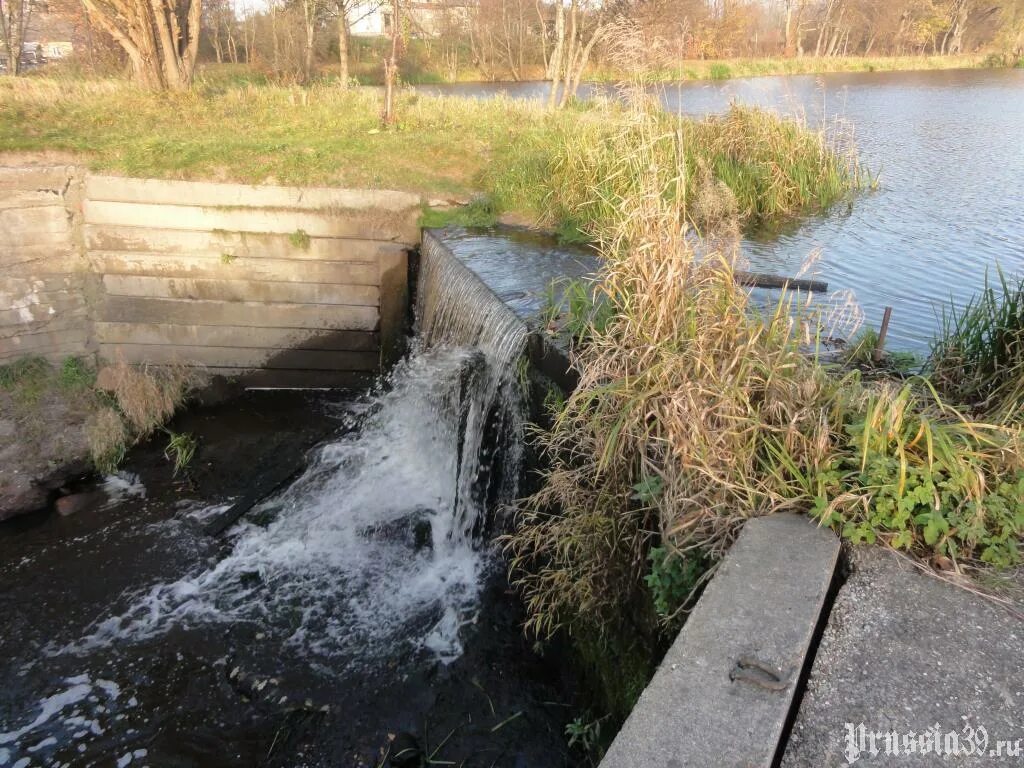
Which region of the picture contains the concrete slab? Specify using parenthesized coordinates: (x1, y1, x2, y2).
(599, 514, 841, 768)
(781, 547, 1024, 767)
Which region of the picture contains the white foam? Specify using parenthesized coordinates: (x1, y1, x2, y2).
(62, 348, 520, 668)
(0, 681, 92, 745)
(101, 472, 146, 505)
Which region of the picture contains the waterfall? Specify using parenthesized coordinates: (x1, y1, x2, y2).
(61, 232, 531, 670)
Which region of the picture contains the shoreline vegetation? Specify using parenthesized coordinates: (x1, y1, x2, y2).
(176, 51, 1017, 87)
(502, 87, 1022, 733)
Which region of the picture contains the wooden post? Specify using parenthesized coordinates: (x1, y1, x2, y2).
(873, 306, 892, 364)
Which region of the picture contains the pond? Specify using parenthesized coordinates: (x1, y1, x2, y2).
(421, 68, 1024, 354)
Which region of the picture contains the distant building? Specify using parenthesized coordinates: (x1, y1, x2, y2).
(348, 0, 474, 38)
(349, 1, 388, 37)
(42, 41, 74, 59)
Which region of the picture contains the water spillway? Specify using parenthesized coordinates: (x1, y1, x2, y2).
(0, 230, 580, 767)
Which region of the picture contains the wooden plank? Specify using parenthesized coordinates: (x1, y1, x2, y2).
(90, 251, 379, 286)
(101, 275, 379, 307)
(85, 175, 421, 211)
(99, 295, 378, 331)
(99, 343, 379, 371)
(83, 200, 419, 243)
(85, 225, 408, 263)
(95, 322, 378, 352)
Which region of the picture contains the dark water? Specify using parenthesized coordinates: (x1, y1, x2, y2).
(0, 386, 579, 768)
(420, 69, 1024, 353)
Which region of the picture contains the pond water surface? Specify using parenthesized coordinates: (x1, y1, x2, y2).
(422, 69, 1024, 353)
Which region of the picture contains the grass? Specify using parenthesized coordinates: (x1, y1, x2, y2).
(0, 75, 865, 233)
(164, 429, 198, 477)
(0, 355, 198, 474)
(590, 54, 995, 83)
(928, 268, 1024, 419)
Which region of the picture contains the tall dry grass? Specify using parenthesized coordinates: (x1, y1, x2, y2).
(505, 92, 1024, 639)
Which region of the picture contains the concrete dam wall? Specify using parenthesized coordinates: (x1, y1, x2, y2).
(1, 163, 419, 386)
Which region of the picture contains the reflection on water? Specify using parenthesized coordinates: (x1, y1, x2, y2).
(419, 69, 1024, 353)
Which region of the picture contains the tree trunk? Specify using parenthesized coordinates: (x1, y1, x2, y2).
(382, 0, 400, 125)
(1, 0, 32, 76)
(303, 0, 317, 83)
(546, 0, 564, 109)
(337, 6, 349, 87)
(82, 0, 199, 89)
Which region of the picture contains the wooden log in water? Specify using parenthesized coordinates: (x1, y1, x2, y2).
(735, 271, 829, 293)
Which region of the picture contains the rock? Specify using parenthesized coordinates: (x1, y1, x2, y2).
(361, 509, 434, 552)
(389, 732, 422, 768)
(55, 490, 105, 517)
(0, 476, 49, 521)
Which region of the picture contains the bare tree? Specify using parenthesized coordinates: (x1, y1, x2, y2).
(81, 0, 201, 89)
(0, 0, 32, 75)
(382, 0, 400, 124)
(546, 0, 606, 108)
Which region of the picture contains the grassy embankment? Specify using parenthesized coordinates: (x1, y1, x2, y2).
(0, 75, 865, 231)
(0, 356, 197, 475)
(498, 83, 1023, 737)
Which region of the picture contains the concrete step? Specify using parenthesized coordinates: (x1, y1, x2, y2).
(599, 513, 841, 768)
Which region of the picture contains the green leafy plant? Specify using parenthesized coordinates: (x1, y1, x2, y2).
(288, 228, 311, 250)
(220, 251, 238, 264)
(565, 714, 607, 756)
(58, 356, 95, 390)
(163, 429, 198, 476)
(645, 547, 707, 617)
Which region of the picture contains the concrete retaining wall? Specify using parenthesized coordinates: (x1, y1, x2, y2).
(0, 165, 93, 363)
(1, 165, 420, 385)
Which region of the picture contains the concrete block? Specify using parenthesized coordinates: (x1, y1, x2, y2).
(99, 295, 378, 332)
(89, 252, 379, 286)
(99, 343, 379, 371)
(378, 248, 409, 369)
(85, 175, 422, 212)
(85, 225, 408, 262)
(600, 514, 841, 768)
(83, 200, 419, 244)
(0, 189, 65, 210)
(101, 274, 379, 307)
(0, 205, 70, 236)
(0, 165, 73, 191)
(95, 322, 378, 352)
